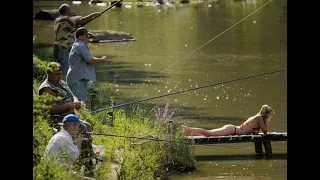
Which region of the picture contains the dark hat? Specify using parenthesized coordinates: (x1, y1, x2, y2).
(58, 4, 71, 15)
(75, 27, 89, 38)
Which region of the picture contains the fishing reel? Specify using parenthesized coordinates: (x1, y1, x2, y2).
(79, 122, 94, 142)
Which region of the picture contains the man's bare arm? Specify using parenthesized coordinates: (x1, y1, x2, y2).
(40, 88, 81, 113)
(77, 12, 101, 25)
(88, 56, 108, 65)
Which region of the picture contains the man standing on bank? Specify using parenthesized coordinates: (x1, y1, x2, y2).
(53, 3, 101, 76)
(66, 27, 108, 104)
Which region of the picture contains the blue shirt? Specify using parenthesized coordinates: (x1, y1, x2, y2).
(66, 39, 95, 85)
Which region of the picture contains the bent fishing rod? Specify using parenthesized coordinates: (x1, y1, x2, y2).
(71, 0, 123, 33)
(90, 68, 286, 114)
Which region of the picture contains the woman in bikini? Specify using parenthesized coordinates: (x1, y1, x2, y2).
(182, 104, 274, 136)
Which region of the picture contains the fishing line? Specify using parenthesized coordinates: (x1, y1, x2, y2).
(72, 0, 123, 33)
(90, 68, 285, 114)
(193, 81, 249, 110)
(129, 0, 273, 96)
(90, 131, 285, 158)
(86, 132, 191, 145)
(160, 0, 273, 73)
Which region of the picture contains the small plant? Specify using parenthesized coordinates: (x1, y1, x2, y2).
(155, 102, 176, 140)
(155, 102, 175, 124)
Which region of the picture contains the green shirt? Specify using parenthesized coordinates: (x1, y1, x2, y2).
(54, 15, 82, 51)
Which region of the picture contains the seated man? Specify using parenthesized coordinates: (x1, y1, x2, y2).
(38, 62, 84, 129)
(38, 62, 97, 174)
(45, 114, 83, 167)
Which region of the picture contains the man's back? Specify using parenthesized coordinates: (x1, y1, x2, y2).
(67, 39, 96, 85)
(45, 129, 80, 165)
(54, 15, 81, 51)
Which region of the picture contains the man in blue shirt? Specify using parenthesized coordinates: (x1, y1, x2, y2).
(54, 4, 101, 76)
(66, 27, 108, 103)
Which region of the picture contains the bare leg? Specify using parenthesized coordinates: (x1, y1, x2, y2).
(183, 125, 235, 136)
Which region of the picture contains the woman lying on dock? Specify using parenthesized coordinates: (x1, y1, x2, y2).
(182, 104, 275, 137)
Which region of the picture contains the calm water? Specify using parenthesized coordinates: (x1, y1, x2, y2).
(33, 0, 287, 179)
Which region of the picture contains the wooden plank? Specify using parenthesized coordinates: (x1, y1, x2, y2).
(185, 132, 287, 144)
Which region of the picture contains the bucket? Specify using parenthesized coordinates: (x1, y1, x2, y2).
(92, 144, 106, 159)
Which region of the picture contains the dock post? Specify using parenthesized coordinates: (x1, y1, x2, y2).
(254, 141, 273, 158)
(254, 141, 263, 154)
(263, 141, 273, 157)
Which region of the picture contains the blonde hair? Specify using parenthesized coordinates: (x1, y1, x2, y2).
(259, 104, 275, 116)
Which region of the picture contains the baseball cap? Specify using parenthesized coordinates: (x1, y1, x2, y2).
(58, 4, 71, 15)
(75, 27, 88, 38)
(62, 114, 81, 123)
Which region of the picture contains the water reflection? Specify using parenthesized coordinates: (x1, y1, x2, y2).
(195, 153, 287, 161)
(71, 1, 82, 5)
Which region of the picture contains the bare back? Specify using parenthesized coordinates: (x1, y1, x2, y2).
(238, 114, 262, 134)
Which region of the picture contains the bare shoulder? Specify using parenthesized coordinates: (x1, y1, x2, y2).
(246, 114, 258, 121)
(253, 115, 263, 122)
(245, 115, 262, 124)
(253, 115, 265, 127)
(40, 87, 56, 96)
(255, 115, 263, 120)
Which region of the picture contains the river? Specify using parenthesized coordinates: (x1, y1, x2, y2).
(33, 0, 287, 179)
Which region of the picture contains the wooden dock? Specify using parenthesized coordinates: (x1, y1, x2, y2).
(185, 132, 287, 156)
(185, 132, 287, 144)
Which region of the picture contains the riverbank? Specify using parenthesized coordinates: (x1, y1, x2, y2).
(33, 36, 196, 179)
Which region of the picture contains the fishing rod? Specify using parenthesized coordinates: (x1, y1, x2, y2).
(71, 0, 123, 33)
(86, 132, 191, 145)
(90, 68, 286, 114)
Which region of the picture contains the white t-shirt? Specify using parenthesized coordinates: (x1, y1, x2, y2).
(45, 129, 80, 165)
